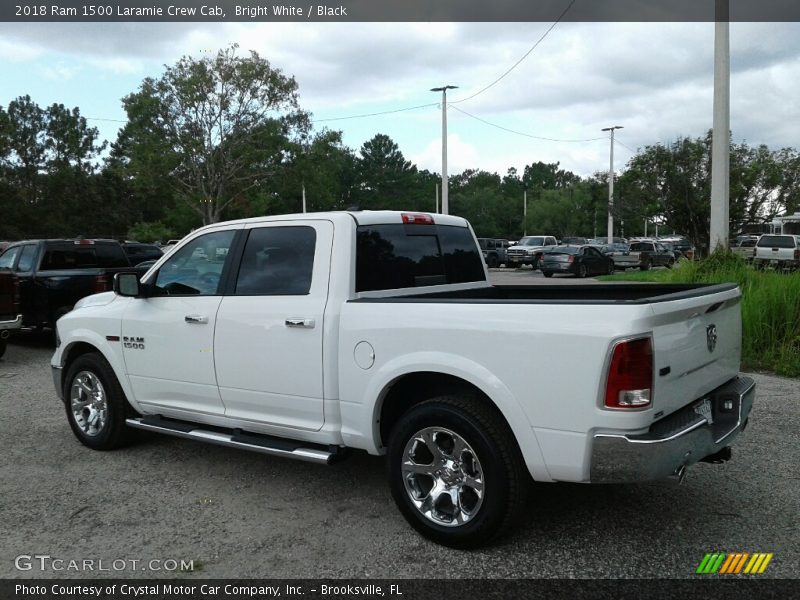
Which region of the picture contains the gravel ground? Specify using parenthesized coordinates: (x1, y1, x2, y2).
(0, 271, 797, 579)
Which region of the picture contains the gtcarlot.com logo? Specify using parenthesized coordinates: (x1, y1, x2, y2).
(696, 552, 773, 575)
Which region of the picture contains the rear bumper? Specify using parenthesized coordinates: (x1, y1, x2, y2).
(590, 376, 755, 483)
(0, 314, 22, 334)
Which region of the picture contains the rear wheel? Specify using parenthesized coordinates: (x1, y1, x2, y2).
(387, 394, 527, 548)
(606, 261, 614, 275)
(487, 255, 498, 268)
(667, 258, 675, 269)
(576, 263, 588, 278)
(0, 339, 6, 359)
(64, 352, 137, 450)
(640, 260, 651, 271)
(542, 271, 553, 278)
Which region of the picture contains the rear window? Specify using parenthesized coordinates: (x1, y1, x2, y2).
(630, 242, 654, 251)
(548, 246, 580, 255)
(41, 247, 99, 269)
(356, 224, 485, 292)
(757, 235, 797, 249)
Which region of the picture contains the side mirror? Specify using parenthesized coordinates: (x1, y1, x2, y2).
(114, 272, 141, 297)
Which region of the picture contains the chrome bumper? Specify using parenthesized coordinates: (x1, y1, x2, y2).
(0, 314, 22, 332)
(590, 376, 755, 483)
(52, 365, 64, 401)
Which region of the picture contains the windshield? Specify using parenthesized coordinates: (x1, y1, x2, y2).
(547, 246, 580, 255)
(519, 237, 545, 246)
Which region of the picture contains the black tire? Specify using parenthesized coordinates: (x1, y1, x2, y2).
(533, 255, 542, 270)
(542, 271, 554, 278)
(666, 258, 675, 269)
(387, 394, 527, 548)
(0, 339, 6, 359)
(606, 261, 615, 275)
(640, 260, 651, 271)
(576, 263, 588, 278)
(487, 255, 498, 268)
(63, 352, 137, 450)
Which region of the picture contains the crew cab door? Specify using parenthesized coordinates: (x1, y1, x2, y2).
(214, 221, 332, 431)
(121, 228, 239, 416)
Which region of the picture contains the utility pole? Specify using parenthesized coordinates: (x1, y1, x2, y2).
(523, 184, 528, 237)
(435, 184, 439, 213)
(431, 85, 457, 215)
(602, 125, 623, 242)
(710, 0, 730, 252)
(302, 182, 307, 213)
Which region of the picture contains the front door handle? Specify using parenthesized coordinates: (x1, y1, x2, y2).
(185, 315, 209, 324)
(285, 318, 315, 329)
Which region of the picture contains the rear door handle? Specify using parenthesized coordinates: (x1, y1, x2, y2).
(285, 318, 315, 329)
(185, 315, 209, 324)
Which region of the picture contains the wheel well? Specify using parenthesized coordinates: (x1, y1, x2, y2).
(378, 372, 509, 448)
(60, 342, 100, 396)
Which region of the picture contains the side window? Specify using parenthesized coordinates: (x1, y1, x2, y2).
(16, 245, 37, 272)
(235, 226, 316, 296)
(0, 247, 21, 269)
(154, 230, 235, 296)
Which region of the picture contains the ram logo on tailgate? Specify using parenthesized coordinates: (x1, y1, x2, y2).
(706, 324, 717, 353)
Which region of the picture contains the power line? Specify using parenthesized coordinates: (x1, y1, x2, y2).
(450, 0, 576, 105)
(313, 102, 439, 123)
(450, 105, 605, 143)
(614, 138, 638, 153)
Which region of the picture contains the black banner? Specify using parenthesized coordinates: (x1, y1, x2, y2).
(3, 579, 799, 600)
(3, 0, 800, 23)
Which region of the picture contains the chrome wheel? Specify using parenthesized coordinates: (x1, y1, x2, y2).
(401, 427, 485, 527)
(70, 371, 108, 437)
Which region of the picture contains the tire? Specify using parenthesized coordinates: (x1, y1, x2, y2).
(542, 271, 553, 278)
(63, 352, 137, 450)
(387, 394, 527, 548)
(533, 255, 542, 270)
(487, 255, 498, 268)
(640, 260, 651, 271)
(576, 263, 588, 278)
(606, 261, 614, 275)
(0, 339, 6, 359)
(666, 258, 675, 269)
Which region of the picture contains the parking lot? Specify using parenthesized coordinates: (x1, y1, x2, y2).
(0, 271, 798, 579)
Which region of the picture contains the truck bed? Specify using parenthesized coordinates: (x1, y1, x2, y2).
(353, 283, 737, 304)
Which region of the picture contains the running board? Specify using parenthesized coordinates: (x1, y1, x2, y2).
(125, 416, 337, 465)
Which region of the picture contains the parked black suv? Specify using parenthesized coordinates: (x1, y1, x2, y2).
(122, 242, 164, 266)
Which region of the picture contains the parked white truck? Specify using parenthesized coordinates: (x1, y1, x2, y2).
(52, 211, 755, 548)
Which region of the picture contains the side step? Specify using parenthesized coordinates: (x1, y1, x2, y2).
(125, 415, 339, 465)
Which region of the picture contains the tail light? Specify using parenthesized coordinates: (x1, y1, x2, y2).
(567, 255, 574, 263)
(94, 274, 109, 293)
(12, 277, 20, 310)
(401, 213, 435, 225)
(604, 337, 653, 409)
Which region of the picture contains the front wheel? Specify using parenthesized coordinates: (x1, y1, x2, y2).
(387, 395, 527, 548)
(64, 352, 137, 450)
(0, 339, 6, 359)
(542, 271, 554, 278)
(666, 258, 675, 269)
(576, 263, 588, 278)
(640, 260, 651, 271)
(606, 261, 615, 275)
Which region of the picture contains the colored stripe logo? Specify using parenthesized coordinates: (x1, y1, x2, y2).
(696, 552, 773, 574)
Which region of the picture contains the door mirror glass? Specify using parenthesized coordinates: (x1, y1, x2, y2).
(114, 272, 140, 297)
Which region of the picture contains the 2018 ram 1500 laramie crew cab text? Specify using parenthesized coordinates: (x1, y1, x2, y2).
(51, 211, 755, 547)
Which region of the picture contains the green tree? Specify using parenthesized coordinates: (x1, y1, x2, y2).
(117, 44, 309, 225)
(354, 133, 417, 209)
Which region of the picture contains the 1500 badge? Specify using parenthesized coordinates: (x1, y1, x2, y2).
(123, 336, 145, 350)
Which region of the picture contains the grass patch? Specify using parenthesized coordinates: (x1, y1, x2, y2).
(599, 252, 800, 377)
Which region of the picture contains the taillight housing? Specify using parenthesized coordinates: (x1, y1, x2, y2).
(604, 337, 653, 409)
(94, 274, 109, 293)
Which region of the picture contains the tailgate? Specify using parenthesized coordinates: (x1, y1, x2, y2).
(0, 270, 19, 318)
(648, 285, 741, 417)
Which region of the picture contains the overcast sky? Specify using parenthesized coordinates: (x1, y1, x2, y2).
(1, 21, 799, 177)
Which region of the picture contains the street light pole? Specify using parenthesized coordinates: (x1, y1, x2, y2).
(602, 125, 623, 242)
(431, 85, 457, 215)
(710, 0, 730, 252)
(523, 184, 528, 237)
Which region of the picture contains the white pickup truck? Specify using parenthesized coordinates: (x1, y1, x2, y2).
(52, 211, 755, 548)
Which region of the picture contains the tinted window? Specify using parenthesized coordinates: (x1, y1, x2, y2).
(757, 235, 796, 249)
(550, 246, 580, 255)
(630, 242, 653, 252)
(235, 226, 316, 295)
(0, 247, 21, 269)
(41, 246, 98, 269)
(16, 245, 37, 272)
(356, 224, 484, 292)
(95, 243, 130, 268)
(740, 239, 756, 247)
(519, 237, 544, 246)
(154, 230, 235, 295)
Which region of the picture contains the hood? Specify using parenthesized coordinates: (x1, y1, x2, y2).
(74, 291, 117, 310)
